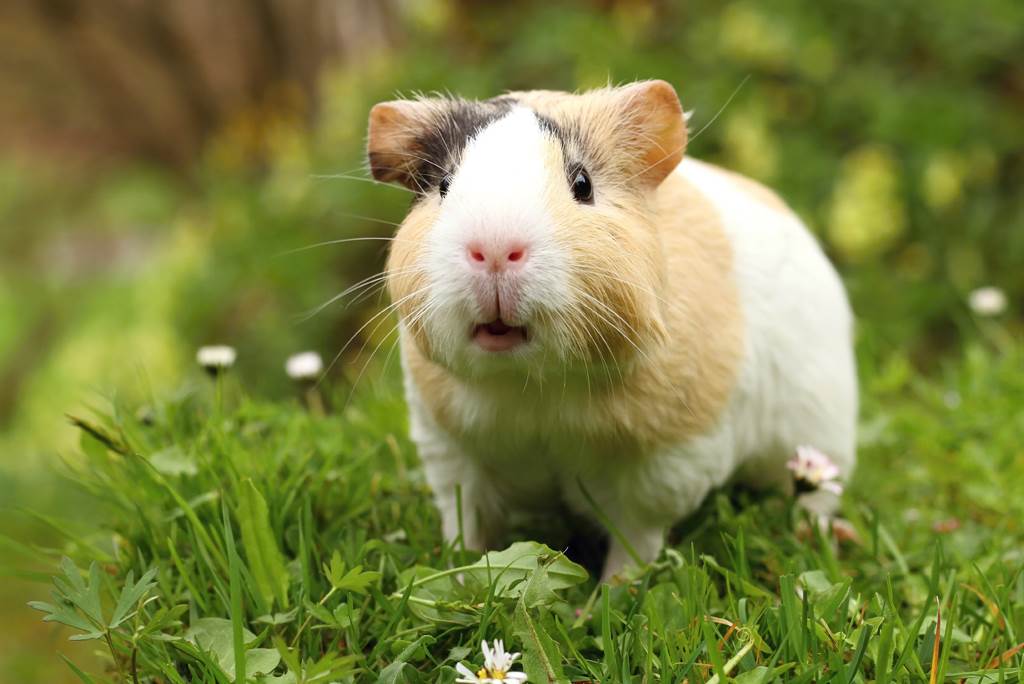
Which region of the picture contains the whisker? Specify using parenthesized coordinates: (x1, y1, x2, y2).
(277, 236, 396, 258)
(574, 288, 698, 421)
(572, 296, 622, 388)
(573, 258, 691, 315)
(578, 262, 723, 344)
(326, 211, 403, 228)
(316, 285, 432, 388)
(344, 294, 444, 407)
(381, 332, 404, 377)
(346, 272, 408, 311)
(308, 163, 370, 178)
(688, 74, 752, 144)
(385, 149, 449, 175)
(342, 301, 426, 411)
(309, 173, 415, 193)
(295, 266, 424, 323)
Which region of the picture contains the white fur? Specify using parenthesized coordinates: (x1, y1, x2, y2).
(422, 107, 573, 370)
(401, 143, 857, 580)
(677, 157, 858, 479)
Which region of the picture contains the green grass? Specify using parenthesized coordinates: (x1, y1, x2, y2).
(2, 2, 1022, 680)
(10, 337, 1024, 683)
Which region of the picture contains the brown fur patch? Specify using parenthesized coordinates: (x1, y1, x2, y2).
(612, 170, 744, 444)
(367, 100, 427, 189)
(385, 201, 437, 356)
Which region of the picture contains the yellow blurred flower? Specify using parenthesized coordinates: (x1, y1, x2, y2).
(922, 152, 965, 212)
(827, 146, 906, 262)
(720, 3, 792, 71)
(723, 108, 778, 181)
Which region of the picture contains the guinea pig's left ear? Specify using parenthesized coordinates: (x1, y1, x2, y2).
(367, 99, 434, 191)
(618, 80, 687, 186)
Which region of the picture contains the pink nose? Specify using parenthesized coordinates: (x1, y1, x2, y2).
(466, 241, 528, 273)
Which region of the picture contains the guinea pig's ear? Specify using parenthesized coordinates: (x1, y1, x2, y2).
(617, 80, 687, 186)
(367, 99, 433, 191)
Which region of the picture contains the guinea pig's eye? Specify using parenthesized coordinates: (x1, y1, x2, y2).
(571, 167, 593, 204)
(438, 174, 452, 199)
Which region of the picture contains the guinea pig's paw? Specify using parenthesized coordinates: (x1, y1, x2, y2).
(598, 566, 629, 586)
(598, 558, 651, 585)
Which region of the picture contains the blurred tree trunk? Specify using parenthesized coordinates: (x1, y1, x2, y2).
(0, 0, 396, 169)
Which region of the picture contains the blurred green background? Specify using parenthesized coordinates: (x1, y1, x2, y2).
(1, 0, 1021, 680)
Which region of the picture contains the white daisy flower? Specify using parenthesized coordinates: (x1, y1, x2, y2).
(968, 286, 1007, 317)
(285, 351, 323, 380)
(787, 446, 844, 496)
(196, 345, 236, 375)
(455, 640, 528, 683)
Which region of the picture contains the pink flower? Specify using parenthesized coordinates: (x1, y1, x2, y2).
(787, 446, 844, 496)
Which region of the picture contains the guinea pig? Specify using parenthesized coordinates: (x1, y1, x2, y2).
(366, 80, 857, 581)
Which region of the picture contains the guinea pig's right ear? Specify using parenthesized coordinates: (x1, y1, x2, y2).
(616, 80, 687, 187)
(367, 100, 433, 191)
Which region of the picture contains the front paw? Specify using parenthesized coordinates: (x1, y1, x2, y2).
(600, 527, 665, 583)
(439, 501, 495, 553)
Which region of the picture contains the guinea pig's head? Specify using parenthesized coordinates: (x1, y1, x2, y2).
(368, 80, 687, 378)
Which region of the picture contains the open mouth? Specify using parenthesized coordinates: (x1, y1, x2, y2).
(472, 319, 528, 352)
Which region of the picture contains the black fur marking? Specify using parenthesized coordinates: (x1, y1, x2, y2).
(535, 112, 595, 183)
(402, 96, 598, 203)
(535, 112, 565, 143)
(410, 98, 514, 198)
(488, 95, 521, 108)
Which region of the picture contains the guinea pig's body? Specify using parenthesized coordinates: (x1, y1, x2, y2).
(368, 82, 856, 580)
